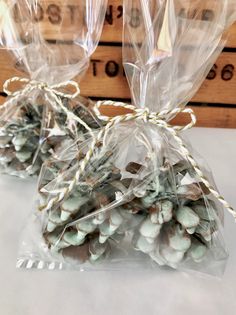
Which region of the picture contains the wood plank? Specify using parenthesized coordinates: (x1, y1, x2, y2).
(94, 103, 236, 128)
(1, 87, 235, 128)
(83, 47, 236, 105)
(7, 0, 236, 47)
(0, 46, 236, 105)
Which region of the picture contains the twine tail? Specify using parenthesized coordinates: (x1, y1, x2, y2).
(166, 123, 236, 221)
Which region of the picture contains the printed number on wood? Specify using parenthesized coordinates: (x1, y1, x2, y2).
(207, 64, 235, 81)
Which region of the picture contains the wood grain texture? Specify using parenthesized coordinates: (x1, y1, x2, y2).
(0, 46, 236, 105)
(103, 0, 236, 48)
(1, 89, 235, 128)
(9, 0, 236, 47)
(83, 47, 236, 105)
(2, 0, 236, 128)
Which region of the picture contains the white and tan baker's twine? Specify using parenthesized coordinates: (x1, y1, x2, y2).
(2, 76, 93, 135)
(39, 99, 236, 221)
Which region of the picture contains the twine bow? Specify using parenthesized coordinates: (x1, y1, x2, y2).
(2, 77, 93, 135)
(40, 100, 236, 222)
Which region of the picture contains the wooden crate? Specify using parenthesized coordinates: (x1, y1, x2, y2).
(1, 0, 236, 127)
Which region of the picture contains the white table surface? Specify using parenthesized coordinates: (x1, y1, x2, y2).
(1, 127, 236, 315)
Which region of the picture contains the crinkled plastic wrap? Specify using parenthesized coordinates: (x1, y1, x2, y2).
(0, 0, 107, 177)
(18, 0, 236, 275)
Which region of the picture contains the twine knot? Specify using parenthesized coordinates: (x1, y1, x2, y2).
(3, 77, 81, 99)
(94, 100, 196, 132)
(2, 76, 93, 135)
(35, 82, 48, 90)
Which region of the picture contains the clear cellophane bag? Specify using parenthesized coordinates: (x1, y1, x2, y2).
(0, 0, 107, 177)
(18, 0, 236, 275)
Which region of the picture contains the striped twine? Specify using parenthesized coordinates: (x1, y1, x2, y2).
(2, 76, 93, 136)
(40, 100, 236, 221)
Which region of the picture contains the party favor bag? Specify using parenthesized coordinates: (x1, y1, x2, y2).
(18, 0, 236, 275)
(0, 0, 107, 177)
